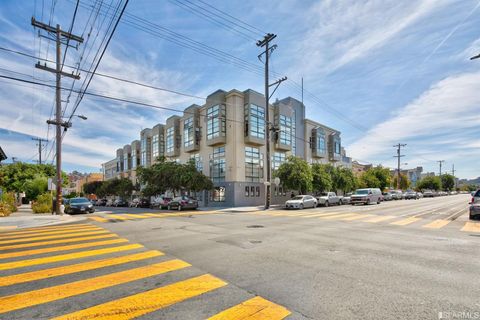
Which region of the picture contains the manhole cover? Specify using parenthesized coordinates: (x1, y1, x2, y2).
(247, 225, 264, 228)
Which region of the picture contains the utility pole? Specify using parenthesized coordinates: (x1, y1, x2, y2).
(437, 160, 445, 176)
(257, 33, 287, 210)
(452, 164, 457, 189)
(31, 137, 48, 165)
(32, 17, 83, 215)
(393, 143, 407, 190)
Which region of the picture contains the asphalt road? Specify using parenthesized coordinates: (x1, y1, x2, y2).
(1, 194, 479, 319)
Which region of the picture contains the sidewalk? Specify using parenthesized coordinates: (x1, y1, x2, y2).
(0, 204, 87, 230)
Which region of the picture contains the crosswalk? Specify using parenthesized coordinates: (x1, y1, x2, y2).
(242, 210, 480, 233)
(89, 210, 219, 224)
(0, 223, 291, 319)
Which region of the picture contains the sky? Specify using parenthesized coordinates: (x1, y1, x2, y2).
(0, 0, 479, 179)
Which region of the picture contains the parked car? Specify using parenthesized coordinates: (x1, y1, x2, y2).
(316, 192, 341, 207)
(382, 192, 393, 201)
(417, 192, 423, 198)
(137, 198, 151, 208)
(285, 195, 317, 209)
(129, 198, 140, 208)
(404, 190, 419, 200)
(340, 193, 352, 204)
(351, 188, 382, 205)
(96, 198, 107, 206)
(469, 189, 480, 220)
(390, 190, 404, 200)
(105, 199, 114, 206)
(150, 196, 172, 209)
(65, 197, 95, 214)
(113, 199, 128, 207)
(423, 190, 434, 198)
(167, 196, 198, 211)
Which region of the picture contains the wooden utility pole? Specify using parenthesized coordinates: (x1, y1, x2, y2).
(31, 17, 83, 214)
(31, 137, 48, 164)
(257, 33, 286, 209)
(393, 143, 407, 190)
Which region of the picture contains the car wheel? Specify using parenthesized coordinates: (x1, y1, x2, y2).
(324, 201, 329, 207)
(167, 205, 171, 210)
(366, 199, 370, 205)
(299, 203, 304, 210)
(178, 205, 182, 211)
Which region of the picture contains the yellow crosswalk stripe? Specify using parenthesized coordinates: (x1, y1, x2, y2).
(208, 296, 291, 320)
(0, 226, 17, 232)
(320, 213, 358, 220)
(0, 226, 102, 240)
(461, 222, 480, 232)
(0, 243, 143, 271)
(0, 238, 129, 259)
(88, 216, 109, 223)
(0, 224, 100, 236)
(390, 217, 421, 226)
(422, 219, 451, 229)
(141, 213, 164, 217)
(0, 259, 191, 314)
(300, 212, 344, 218)
(122, 213, 151, 219)
(341, 214, 374, 221)
(365, 215, 396, 223)
(0, 234, 118, 252)
(4, 223, 92, 233)
(0, 230, 110, 245)
(106, 214, 132, 220)
(51, 274, 226, 320)
(0, 250, 163, 287)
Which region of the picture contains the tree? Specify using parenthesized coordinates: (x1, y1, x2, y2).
(417, 176, 442, 191)
(360, 166, 391, 191)
(311, 163, 332, 194)
(0, 162, 68, 193)
(275, 156, 312, 194)
(441, 174, 455, 191)
(83, 181, 104, 195)
(335, 167, 357, 194)
(392, 173, 410, 190)
(23, 175, 48, 201)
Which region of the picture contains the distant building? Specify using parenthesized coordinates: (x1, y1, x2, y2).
(352, 161, 372, 177)
(390, 167, 423, 187)
(74, 173, 104, 194)
(420, 172, 436, 179)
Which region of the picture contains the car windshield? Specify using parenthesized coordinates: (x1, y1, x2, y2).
(292, 196, 304, 200)
(475, 190, 480, 197)
(320, 192, 328, 196)
(70, 198, 90, 204)
(355, 190, 369, 195)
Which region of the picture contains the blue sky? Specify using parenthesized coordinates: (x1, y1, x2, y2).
(0, 0, 479, 179)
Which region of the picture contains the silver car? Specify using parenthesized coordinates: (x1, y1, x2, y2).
(285, 195, 317, 209)
(351, 188, 382, 205)
(470, 189, 480, 220)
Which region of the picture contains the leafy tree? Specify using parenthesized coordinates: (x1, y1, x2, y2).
(23, 175, 48, 201)
(392, 173, 410, 190)
(360, 166, 391, 191)
(335, 167, 357, 194)
(0, 162, 68, 193)
(83, 181, 104, 195)
(311, 163, 332, 194)
(275, 156, 312, 194)
(441, 174, 455, 191)
(417, 176, 442, 191)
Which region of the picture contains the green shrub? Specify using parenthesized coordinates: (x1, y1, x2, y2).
(0, 192, 17, 216)
(0, 202, 11, 217)
(32, 193, 52, 214)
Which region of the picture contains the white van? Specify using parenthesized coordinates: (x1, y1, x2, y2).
(351, 188, 383, 205)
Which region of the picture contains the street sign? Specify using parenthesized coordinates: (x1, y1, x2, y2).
(48, 178, 55, 191)
(274, 177, 281, 185)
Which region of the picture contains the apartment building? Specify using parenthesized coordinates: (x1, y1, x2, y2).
(102, 88, 352, 207)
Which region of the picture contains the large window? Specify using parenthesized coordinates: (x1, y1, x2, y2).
(183, 117, 194, 148)
(317, 130, 326, 154)
(335, 140, 341, 155)
(166, 126, 175, 153)
(123, 153, 129, 171)
(191, 153, 203, 173)
(246, 104, 265, 139)
(211, 186, 225, 202)
(245, 146, 263, 182)
(272, 152, 285, 170)
(207, 105, 226, 140)
(152, 134, 159, 159)
(279, 115, 292, 145)
(292, 110, 296, 155)
(210, 146, 225, 182)
(140, 136, 148, 167)
(131, 148, 137, 169)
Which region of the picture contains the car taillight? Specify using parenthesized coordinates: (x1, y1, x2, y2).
(472, 197, 475, 204)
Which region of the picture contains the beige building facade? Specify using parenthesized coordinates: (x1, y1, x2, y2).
(102, 88, 352, 207)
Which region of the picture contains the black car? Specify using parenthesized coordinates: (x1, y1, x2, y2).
(137, 198, 151, 208)
(167, 196, 198, 211)
(65, 197, 95, 214)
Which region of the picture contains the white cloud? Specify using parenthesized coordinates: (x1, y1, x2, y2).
(348, 70, 480, 160)
(286, 0, 441, 78)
